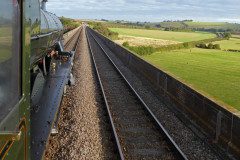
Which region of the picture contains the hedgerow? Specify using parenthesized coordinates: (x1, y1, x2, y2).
(123, 37, 225, 55)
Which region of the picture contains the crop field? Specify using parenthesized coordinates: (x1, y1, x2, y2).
(0, 49, 11, 63)
(115, 35, 180, 47)
(110, 28, 215, 42)
(0, 27, 12, 62)
(184, 22, 226, 28)
(0, 27, 11, 37)
(141, 48, 240, 110)
(232, 34, 240, 38)
(216, 38, 240, 50)
(0, 45, 11, 63)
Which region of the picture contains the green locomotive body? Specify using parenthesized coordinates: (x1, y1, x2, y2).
(0, 0, 71, 159)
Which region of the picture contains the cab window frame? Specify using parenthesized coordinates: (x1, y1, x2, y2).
(0, 0, 22, 122)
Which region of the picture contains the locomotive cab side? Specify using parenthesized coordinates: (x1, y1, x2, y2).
(0, 0, 28, 159)
(0, 0, 74, 159)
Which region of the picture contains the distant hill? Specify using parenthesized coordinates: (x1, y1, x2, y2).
(86, 19, 240, 33)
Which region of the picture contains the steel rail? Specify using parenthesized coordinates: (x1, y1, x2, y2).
(87, 27, 188, 160)
(86, 27, 125, 160)
(64, 27, 82, 49)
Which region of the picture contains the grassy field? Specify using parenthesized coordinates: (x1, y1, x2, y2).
(141, 48, 240, 110)
(110, 28, 215, 42)
(216, 38, 240, 50)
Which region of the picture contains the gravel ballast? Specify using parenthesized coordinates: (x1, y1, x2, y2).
(45, 28, 117, 160)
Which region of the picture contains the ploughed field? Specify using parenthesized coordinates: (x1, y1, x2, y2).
(111, 27, 240, 110)
(110, 28, 216, 42)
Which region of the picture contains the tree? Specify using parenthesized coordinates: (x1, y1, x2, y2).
(197, 43, 207, 49)
(208, 43, 213, 49)
(224, 32, 232, 39)
(145, 25, 150, 29)
(213, 44, 221, 50)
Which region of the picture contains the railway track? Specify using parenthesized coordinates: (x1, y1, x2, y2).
(86, 27, 188, 160)
(64, 27, 82, 51)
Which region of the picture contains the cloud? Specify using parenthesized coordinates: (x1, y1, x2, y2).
(46, 0, 240, 22)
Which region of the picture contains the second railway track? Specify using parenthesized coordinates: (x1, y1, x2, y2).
(86, 27, 188, 160)
(64, 27, 82, 51)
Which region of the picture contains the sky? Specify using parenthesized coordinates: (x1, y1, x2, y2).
(46, 0, 240, 23)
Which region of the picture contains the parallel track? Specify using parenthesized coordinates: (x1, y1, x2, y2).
(86, 27, 188, 160)
(64, 27, 82, 51)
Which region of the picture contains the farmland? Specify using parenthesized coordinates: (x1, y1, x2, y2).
(184, 21, 227, 28)
(142, 48, 240, 110)
(232, 34, 240, 38)
(110, 26, 240, 110)
(115, 35, 180, 47)
(110, 28, 215, 42)
(216, 38, 240, 50)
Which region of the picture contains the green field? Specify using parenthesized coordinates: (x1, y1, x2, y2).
(141, 48, 240, 110)
(110, 28, 215, 42)
(216, 38, 240, 50)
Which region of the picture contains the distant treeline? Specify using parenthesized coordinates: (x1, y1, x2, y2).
(154, 21, 240, 33)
